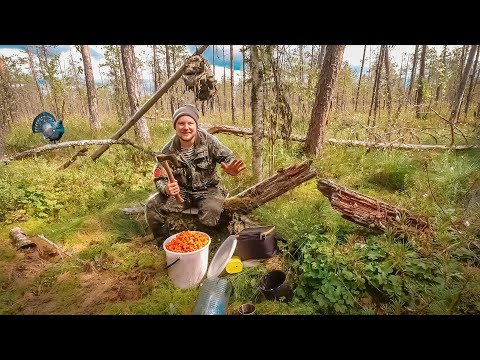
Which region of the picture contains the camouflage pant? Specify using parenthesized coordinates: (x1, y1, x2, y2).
(144, 186, 225, 244)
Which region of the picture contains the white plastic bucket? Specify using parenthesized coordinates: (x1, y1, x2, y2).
(163, 231, 211, 289)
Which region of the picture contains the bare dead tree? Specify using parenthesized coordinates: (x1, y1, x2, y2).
(165, 45, 175, 116)
(242, 45, 246, 122)
(450, 45, 478, 124)
(230, 45, 236, 124)
(407, 45, 419, 104)
(415, 45, 427, 119)
(464, 45, 480, 120)
(354, 45, 367, 112)
(384, 45, 393, 122)
(250, 45, 264, 181)
(26, 45, 45, 111)
(368, 45, 385, 127)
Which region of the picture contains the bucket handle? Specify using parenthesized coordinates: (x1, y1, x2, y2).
(164, 257, 181, 270)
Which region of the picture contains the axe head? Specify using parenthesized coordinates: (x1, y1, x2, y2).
(156, 153, 181, 167)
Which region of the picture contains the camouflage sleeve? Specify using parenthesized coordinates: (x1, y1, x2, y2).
(210, 134, 235, 164)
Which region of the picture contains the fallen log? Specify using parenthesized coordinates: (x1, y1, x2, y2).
(120, 159, 316, 234)
(223, 159, 316, 214)
(9, 226, 72, 257)
(317, 178, 430, 234)
(10, 227, 36, 249)
(201, 124, 480, 150)
(1, 139, 156, 164)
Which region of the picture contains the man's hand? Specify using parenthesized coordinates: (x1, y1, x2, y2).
(165, 180, 180, 196)
(220, 159, 246, 176)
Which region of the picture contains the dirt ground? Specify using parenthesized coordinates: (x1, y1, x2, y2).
(3, 236, 158, 315)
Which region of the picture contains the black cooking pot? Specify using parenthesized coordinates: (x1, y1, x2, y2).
(259, 270, 293, 303)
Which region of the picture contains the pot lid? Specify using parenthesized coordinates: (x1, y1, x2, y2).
(207, 235, 237, 279)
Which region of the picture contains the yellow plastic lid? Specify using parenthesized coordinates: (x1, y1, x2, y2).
(226, 257, 243, 274)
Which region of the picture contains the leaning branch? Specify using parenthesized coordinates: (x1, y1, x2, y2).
(1, 139, 156, 164)
(90, 45, 210, 161)
(201, 124, 480, 150)
(38, 234, 72, 258)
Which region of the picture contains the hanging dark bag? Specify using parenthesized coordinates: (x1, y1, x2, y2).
(235, 226, 278, 261)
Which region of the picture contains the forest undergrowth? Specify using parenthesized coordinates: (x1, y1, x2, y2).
(1, 111, 479, 315)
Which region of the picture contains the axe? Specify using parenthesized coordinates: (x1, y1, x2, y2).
(156, 154, 184, 203)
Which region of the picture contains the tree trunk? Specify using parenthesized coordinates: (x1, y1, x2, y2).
(435, 46, 447, 106)
(317, 178, 430, 235)
(26, 45, 45, 111)
(223, 45, 227, 113)
(267, 46, 293, 144)
(120, 45, 151, 144)
(305, 45, 346, 157)
(242, 45, 246, 122)
(212, 45, 216, 113)
(407, 45, 419, 103)
(0, 56, 15, 151)
(459, 45, 468, 80)
(152, 45, 162, 118)
(250, 45, 264, 182)
(464, 45, 479, 119)
(165, 45, 175, 116)
(70, 48, 87, 117)
(0, 117, 4, 159)
(115, 45, 129, 122)
(450, 45, 478, 124)
(81, 45, 101, 130)
(394, 53, 408, 120)
(415, 45, 427, 119)
(354, 45, 366, 112)
(230, 45, 235, 124)
(368, 46, 384, 127)
(384, 45, 393, 122)
(317, 45, 326, 72)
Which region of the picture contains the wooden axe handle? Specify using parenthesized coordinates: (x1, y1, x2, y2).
(161, 161, 184, 203)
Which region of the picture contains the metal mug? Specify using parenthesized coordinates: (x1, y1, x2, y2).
(238, 303, 256, 315)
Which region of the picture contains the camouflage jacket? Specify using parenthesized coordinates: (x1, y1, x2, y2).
(153, 128, 235, 194)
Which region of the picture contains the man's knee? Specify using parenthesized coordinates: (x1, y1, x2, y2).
(198, 206, 223, 227)
(144, 193, 168, 224)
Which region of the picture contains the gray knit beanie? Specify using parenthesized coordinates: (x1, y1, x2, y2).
(172, 104, 199, 128)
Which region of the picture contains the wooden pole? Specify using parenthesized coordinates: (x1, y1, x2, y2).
(90, 45, 209, 161)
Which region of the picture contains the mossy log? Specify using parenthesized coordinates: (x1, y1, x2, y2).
(317, 178, 431, 235)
